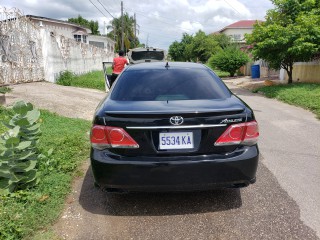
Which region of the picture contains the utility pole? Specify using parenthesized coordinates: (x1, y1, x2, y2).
(121, 1, 124, 51)
(146, 33, 149, 48)
(134, 13, 137, 47)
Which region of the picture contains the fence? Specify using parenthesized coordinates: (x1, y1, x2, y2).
(0, 7, 114, 85)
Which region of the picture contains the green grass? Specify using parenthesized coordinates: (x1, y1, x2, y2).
(254, 83, 320, 119)
(205, 64, 230, 78)
(213, 69, 230, 78)
(0, 106, 91, 240)
(56, 69, 112, 91)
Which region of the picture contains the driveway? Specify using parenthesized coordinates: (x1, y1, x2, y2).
(5, 81, 320, 240)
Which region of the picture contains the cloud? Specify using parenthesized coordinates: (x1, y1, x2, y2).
(180, 21, 204, 33)
(1, 0, 273, 49)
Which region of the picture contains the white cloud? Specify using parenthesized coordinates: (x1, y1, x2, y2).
(180, 21, 204, 33)
(1, 0, 273, 50)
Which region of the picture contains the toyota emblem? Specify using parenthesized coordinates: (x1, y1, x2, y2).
(169, 116, 184, 125)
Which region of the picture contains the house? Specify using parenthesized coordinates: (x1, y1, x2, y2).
(26, 15, 114, 52)
(216, 20, 262, 44)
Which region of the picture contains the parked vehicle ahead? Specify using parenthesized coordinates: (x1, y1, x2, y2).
(127, 47, 166, 64)
(90, 62, 259, 193)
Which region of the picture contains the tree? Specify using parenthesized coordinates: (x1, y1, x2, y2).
(209, 45, 250, 77)
(187, 30, 220, 63)
(107, 13, 139, 52)
(246, 0, 320, 84)
(168, 31, 223, 62)
(68, 15, 100, 35)
(168, 33, 193, 61)
(211, 33, 232, 49)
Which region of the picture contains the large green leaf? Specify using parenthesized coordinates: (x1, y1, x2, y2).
(26, 109, 40, 124)
(16, 141, 32, 151)
(0, 164, 11, 178)
(11, 160, 37, 172)
(12, 100, 33, 115)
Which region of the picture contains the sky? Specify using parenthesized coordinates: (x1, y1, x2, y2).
(1, 0, 274, 50)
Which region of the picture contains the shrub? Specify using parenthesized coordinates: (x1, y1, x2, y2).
(56, 70, 74, 86)
(209, 46, 250, 77)
(0, 101, 43, 195)
(0, 87, 12, 94)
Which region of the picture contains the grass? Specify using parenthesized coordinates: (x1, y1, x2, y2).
(205, 63, 230, 78)
(213, 69, 230, 78)
(56, 69, 112, 91)
(0, 106, 91, 240)
(253, 83, 320, 119)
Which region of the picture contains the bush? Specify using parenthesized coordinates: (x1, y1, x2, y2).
(209, 46, 250, 77)
(0, 87, 12, 94)
(56, 71, 74, 86)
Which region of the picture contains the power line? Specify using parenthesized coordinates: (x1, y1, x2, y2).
(89, 0, 110, 19)
(96, 0, 115, 18)
(223, 0, 242, 17)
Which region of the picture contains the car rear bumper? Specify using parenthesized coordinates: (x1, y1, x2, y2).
(90, 145, 259, 192)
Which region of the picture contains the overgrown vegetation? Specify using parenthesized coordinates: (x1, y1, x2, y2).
(254, 83, 320, 118)
(169, 31, 230, 63)
(0, 101, 45, 195)
(0, 105, 90, 240)
(208, 45, 250, 77)
(0, 87, 12, 94)
(56, 70, 108, 91)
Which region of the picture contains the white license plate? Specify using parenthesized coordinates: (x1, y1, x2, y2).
(159, 132, 194, 150)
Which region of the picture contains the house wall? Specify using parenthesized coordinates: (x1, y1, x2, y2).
(283, 62, 320, 83)
(221, 28, 253, 43)
(31, 19, 81, 39)
(88, 35, 114, 53)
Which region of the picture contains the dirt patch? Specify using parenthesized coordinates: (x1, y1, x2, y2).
(4, 82, 106, 121)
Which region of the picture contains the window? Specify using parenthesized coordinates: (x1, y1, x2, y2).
(74, 35, 81, 42)
(83, 35, 87, 43)
(111, 68, 231, 101)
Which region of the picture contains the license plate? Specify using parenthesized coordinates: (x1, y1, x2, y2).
(159, 132, 194, 150)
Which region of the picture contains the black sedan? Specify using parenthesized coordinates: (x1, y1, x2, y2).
(90, 62, 259, 192)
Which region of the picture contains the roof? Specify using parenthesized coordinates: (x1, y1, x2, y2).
(26, 15, 91, 32)
(125, 62, 207, 71)
(218, 20, 263, 33)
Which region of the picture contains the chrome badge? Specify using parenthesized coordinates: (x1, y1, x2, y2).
(169, 116, 184, 126)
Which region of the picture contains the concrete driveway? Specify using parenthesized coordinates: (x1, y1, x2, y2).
(5, 81, 320, 240)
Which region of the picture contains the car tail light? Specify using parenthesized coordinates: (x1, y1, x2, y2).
(215, 121, 259, 146)
(90, 125, 139, 150)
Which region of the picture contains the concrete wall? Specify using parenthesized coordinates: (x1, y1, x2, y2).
(41, 29, 114, 82)
(0, 9, 115, 85)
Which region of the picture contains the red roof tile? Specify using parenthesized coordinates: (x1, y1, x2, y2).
(217, 20, 263, 33)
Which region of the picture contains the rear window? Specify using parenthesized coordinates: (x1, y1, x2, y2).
(131, 51, 165, 61)
(111, 68, 231, 101)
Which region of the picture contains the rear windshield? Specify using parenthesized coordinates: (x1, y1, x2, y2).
(111, 68, 231, 101)
(131, 51, 165, 61)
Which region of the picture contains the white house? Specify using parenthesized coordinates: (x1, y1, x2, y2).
(216, 20, 262, 44)
(26, 15, 114, 51)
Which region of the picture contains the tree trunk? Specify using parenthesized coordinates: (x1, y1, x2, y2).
(287, 69, 293, 84)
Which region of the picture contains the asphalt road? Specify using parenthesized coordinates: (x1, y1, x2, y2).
(7, 81, 319, 239)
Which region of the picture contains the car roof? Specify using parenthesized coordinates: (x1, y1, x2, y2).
(125, 62, 208, 71)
